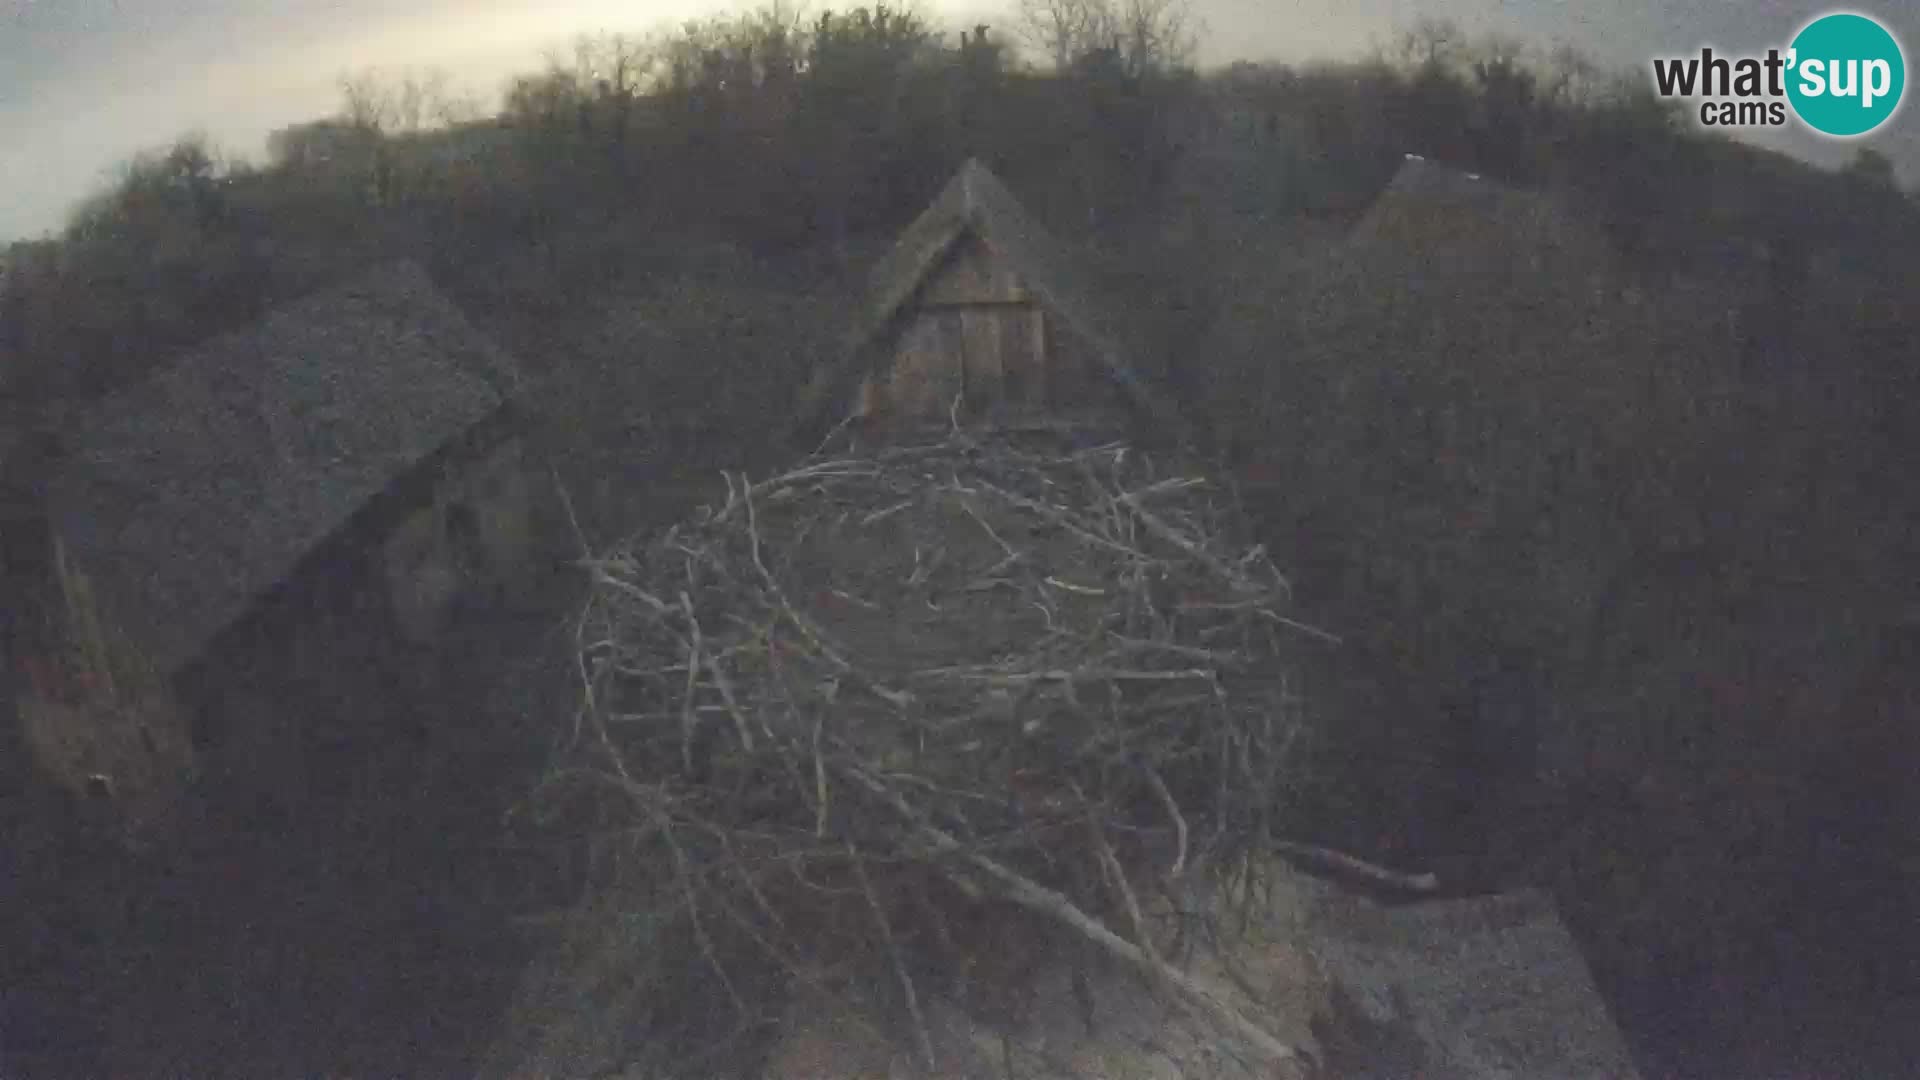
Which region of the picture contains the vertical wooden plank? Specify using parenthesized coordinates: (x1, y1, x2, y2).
(1027, 308, 1050, 410)
(852, 378, 878, 424)
(887, 312, 966, 424)
(997, 304, 1043, 413)
(931, 311, 966, 418)
(961, 309, 1003, 411)
(998, 306, 1027, 409)
(886, 315, 943, 421)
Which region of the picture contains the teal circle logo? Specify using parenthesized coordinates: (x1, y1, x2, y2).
(1787, 12, 1906, 136)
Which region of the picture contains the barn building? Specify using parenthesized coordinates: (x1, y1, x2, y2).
(13, 260, 536, 842)
(794, 158, 1188, 447)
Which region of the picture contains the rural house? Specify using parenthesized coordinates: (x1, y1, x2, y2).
(1321, 156, 1754, 795)
(1345, 154, 1619, 273)
(794, 158, 1188, 446)
(15, 260, 535, 840)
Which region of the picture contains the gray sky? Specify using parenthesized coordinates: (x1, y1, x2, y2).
(4, 0, 1918, 241)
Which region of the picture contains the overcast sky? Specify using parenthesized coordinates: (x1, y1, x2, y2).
(4, 0, 1918, 241)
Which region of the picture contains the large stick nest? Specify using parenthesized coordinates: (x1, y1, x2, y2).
(515, 428, 1331, 1076)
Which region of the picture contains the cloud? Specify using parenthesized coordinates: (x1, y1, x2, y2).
(4, 0, 1918, 239)
(1, 0, 745, 238)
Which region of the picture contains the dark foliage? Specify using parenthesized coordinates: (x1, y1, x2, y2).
(5, 9, 1920, 1078)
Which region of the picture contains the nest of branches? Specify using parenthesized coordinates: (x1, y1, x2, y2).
(518, 427, 1332, 1076)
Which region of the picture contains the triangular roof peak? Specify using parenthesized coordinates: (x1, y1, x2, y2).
(1347, 155, 1601, 258)
(951, 156, 1003, 213)
(800, 159, 1186, 444)
(842, 158, 1049, 350)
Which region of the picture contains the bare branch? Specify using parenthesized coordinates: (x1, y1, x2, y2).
(523, 431, 1318, 1075)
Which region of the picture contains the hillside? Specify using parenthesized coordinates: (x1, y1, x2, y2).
(5, 10, 1920, 1077)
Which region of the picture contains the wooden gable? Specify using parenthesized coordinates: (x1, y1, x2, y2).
(802, 159, 1189, 449)
(854, 231, 1127, 433)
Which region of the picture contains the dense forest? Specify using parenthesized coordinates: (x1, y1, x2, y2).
(5, 3, 1920, 1077)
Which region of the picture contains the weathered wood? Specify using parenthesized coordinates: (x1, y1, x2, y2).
(862, 295, 1070, 430)
(959, 308, 1003, 402)
(1023, 309, 1049, 409)
(802, 160, 1187, 446)
(920, 234, 1029, 306)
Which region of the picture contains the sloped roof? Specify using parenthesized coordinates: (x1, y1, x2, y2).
(1347, 155, 1607, 270)
(1308, 154, 1629, 378)
(50, 260, 521, 675)
(1301, 876, 1641, 1078)
(798, 159, 1186, 441)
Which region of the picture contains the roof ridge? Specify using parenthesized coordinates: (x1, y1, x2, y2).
(959, 157, 989, 220)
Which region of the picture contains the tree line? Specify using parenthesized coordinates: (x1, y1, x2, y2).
(7, 9, 1920, 1073)
(0, 0, 1209, 409)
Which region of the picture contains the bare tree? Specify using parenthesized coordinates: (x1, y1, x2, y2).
(1015, 0, 1197, 75)
(391, 68, 442, 133)
(1541, 43, 1601, 110)
(1113, 0, 1200, 76)
(572, 32, 656, 172)
(334, 66, 466, 205)
(503, 68, 579, 124)
(339, 68, 394, 135)
(1391, 16, 1463, 72)
(337, 66, 467, 135)
(159, 134, 219, 190)
(432, 89, 486, 128)
(1466, 34, 1537, 111)
(62, 132, 235, 256)
(1015, 0, 1115, 71)
(595, 34, 651, 105)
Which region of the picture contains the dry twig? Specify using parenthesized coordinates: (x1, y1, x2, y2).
(518, 428, 1330, 1075)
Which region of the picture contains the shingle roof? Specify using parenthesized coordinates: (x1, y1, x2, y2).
(796, 159, 1186, 441)
(50, 260, 521, 675)
(1303, 877, 1642, 1078)
(1347, 155, 1606, 270)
